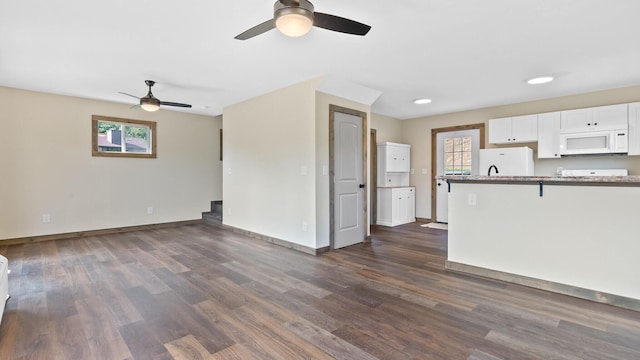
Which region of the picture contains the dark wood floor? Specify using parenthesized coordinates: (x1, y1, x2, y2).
(1, 222, 640, 359)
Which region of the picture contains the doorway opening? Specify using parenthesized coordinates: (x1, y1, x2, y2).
(431, 124, 485, 222)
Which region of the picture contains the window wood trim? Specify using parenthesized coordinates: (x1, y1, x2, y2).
(92, 115, 157, 158)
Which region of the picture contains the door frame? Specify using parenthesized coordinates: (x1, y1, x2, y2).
(329, 104, 368, 250)
(370, 129, 377, 225)
(430, 123, 485, 221)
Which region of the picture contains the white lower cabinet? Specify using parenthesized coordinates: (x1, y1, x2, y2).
(377, 187, 416, 227)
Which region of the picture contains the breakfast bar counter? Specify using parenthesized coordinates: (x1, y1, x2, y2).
(438, 174, 640, 186)
(440, 175, 640, 311)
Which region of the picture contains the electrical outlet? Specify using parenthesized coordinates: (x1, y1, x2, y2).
(468, 193, 477, 206)
(42, 214, 51, 223)
(556, 167, 563, 175)
(147, 206, 153, 214)
(302, 221, 308, 232)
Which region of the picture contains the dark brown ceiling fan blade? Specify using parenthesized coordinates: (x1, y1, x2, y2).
(160, 101, 192, 108)
(235, 19, 276, 40)
(313, 12, 371, 35)
(119, 92, 140, 99)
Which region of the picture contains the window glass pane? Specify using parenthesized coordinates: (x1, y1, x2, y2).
(444, 152, 454, 175)
(443, 135, 473, 176)
(462, 136, 472, 151)
(453, 137, 461, 150)
(444, 138, 454, 153)
(97, 121, 123, 153)
(124, 125, 150, 153)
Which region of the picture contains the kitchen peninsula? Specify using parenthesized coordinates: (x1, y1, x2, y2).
(440, 174, 640, 311)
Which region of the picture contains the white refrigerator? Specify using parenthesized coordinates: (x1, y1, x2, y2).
(478, 147, 535, 176)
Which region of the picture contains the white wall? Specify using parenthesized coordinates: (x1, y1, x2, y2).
(223, 79, 320, 249)
(0, 86, 221, 240)
(448, 182, 640, 300)
(402, 85, 640, 219)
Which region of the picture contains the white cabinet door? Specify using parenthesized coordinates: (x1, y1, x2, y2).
(488, 115, 537, 144)
(629, 102, 640, 156)
(406, 187, 415, 221)
(537, 112, 561, 159)
(511, 114, 538, 143)
(561, 104, 628, 133)
(393, 188, 406, 224)
(488, 118, 511, 144)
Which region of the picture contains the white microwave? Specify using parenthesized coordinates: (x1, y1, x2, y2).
(559, 129, 628, 155)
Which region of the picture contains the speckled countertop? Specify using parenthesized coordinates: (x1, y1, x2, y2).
(436, 175, 640, 186)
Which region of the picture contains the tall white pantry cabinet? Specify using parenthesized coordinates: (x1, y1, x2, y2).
(376, 142, 416, 227)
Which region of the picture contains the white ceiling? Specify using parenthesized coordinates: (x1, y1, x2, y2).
(1, 0, 639, 120)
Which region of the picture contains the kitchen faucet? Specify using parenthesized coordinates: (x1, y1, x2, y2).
(488, 165, 499, 176)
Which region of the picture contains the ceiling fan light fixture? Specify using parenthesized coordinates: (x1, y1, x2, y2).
(140, 97, 160, 112)
(275, 6, 314, 37)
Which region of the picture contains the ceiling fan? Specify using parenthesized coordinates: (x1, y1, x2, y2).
(235, 0, 371, 40)
(119, 80, 192, 112)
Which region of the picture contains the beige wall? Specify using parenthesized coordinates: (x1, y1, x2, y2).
(223, 78, 321, 248)
(403, 85, 640, 219)
(222, 78, 372, 250)
(371, 113, 403, 143)
(0, 86, 221, 240)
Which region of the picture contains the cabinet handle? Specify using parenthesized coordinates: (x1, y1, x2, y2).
(594, 122, 598, 126)
(587, 123, 591, 126)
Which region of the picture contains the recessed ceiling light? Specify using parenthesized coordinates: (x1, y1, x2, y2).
(414, 98, 432, 105)
(527, 76, 554, 85)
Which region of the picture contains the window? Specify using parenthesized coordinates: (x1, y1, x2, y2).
(444, 136, 472, 175)
(92, 115, 156, 158)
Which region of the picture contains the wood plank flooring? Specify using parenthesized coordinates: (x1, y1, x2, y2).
(1, 222, 640, 359)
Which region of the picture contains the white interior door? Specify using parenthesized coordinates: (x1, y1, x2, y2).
(435, 129, 480, 223)
(334, 112, 364, 249)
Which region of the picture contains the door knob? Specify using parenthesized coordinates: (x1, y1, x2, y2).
(437, 182, 442, 186)
(359, 184, 365, 188)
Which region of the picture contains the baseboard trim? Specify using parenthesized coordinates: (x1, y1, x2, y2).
(221, 224, 325, 256)
(445, 260, 640, 312)
(0, 220, 203, 246)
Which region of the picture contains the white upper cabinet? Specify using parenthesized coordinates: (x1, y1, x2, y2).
(560, 103, 628, 133)
(538, 112, 561, 159)
(488, 114, 538, 144)
(384, 143, 410, 172)
(628, 102, 640, 156)
(377, 142, 410, 187)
